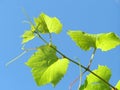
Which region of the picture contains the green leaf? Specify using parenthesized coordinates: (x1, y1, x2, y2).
(87, 65, 111, 83)
(68, 30, 120, 51)
(79, 81, 111, 90)
(115, 80, 120, 90)
(22, 30, 35, 44)
(79, 65, 111, 90)
(34, 13, 62, 34)
(83, 82, 111, 90)
(22, 13, 62, 44)
(26, 45, 69, 86)
(96, 32, 120, 51)
(79, 79, 88, 90)
(67, 30, 96, 50)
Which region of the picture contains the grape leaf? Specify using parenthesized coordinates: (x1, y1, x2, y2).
(21, 25, 35, 44)
(22, 13, 62, 44)
(87, 65, 111, 83)
(67, 30, 96, 50)
(96, 32, 120, 51)
(79, 65, 111, 90)
(26, 45, 69, 86)
(83, 82, 111, 90)
(22, 30, 35, 44)
(68, 30, 120, 51)
(34, 13, 62, 34)
(115, 80, 120, 90)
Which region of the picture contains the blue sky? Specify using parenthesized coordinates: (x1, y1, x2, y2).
(0, 0, 120, 90)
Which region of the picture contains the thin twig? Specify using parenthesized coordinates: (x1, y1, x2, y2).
(6, 48, 37, 67)
(49, 33, 52, 43)
(69, 69, 87, 90)
(87, 48, 96, 68)
(35, 31, 48, 44)
(69, 76, 80, 90)
(6, 51, 27, 67)
(22, 8, 35, 26)
(69, 59, 82, 90)
(78, 60, 82, 89)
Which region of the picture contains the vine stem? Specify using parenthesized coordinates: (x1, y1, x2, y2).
(6, 51, 27, 67)
(87, 48, 96, 68)
(6, 48, 37, 67)
(35, 32, 117, 90)
(69, 64, 83, 90)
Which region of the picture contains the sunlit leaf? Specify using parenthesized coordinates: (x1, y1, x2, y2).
(26, 45, 69, 86)
(34, 13, 62, 34)
(87, 65, 111, 83)
(79, 65, 111, 90)
(68, 30, 120, 51)
(22, 13, 62, 44)
(22, 30, 35, 44)
(67, 30, 96, 50)
(83, 82, 110, 90)
(115, 80, 120, 90)
(96, 32, 120, 51)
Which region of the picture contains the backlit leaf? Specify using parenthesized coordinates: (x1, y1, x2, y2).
(115, 80, 120, 90)
(83, 82, 110, 90)
(22, 13, 62, 44)
(79, 65, 111, 90)
(67, 30, 96, 50)
(26, 45, 69, 86)
(87, 65, 111, 83)
(34, 13, 62, 34)
(68, 30, 120, 51)
(22, 30, 35, 44)
(96, 32, 120, 51)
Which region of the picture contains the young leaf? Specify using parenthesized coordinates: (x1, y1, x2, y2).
(115, 80, 120, 90)
(96, 32, 120, 51)
(83, 82, 111, 90)
(79, 65, 111, 90)
(34, 13, 62, 34)
(87, 65, 111, 83)
(68, 30, 120, 51)
(22, 30, 35, 44)
(21, 25, 35, 44)
(26, 45, 69, 86)
(67, 30, 96, 51)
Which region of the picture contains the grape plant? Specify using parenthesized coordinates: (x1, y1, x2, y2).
(7, 13, 120, 90)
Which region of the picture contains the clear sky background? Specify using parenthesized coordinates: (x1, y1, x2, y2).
(0, 0, 120, 90)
